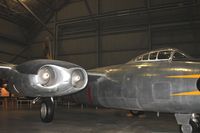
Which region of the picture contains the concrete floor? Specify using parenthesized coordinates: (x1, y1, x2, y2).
(0, 106, 179, 133)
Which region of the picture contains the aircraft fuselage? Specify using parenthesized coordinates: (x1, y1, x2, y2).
(73, 60, 200, 114)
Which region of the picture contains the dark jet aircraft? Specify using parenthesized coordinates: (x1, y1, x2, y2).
(72, 48, 200, 133)
(0, 59, 88, 122)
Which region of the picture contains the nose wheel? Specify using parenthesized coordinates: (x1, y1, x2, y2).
(40, 97, 55, 123)
(175, 114, 200, 133)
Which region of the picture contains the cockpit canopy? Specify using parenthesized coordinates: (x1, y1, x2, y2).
(134, 48, 190, 62)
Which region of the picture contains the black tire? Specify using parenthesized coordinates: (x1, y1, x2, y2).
(190, 119, 200, 133)
(40, 98, 54, 123)
(179, 119, 200, 133)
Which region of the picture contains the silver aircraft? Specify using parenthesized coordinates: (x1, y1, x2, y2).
(0, 59, 88, 122)
(72, 48, 200, 133)
(1, 48, 200, 133)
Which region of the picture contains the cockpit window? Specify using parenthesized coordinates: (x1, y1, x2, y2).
(132, 48, 189, 63)
(137, 56, 142, 61)
(173, 52, 187, 60)
(143, 54, 149, 60)
(150, 52, 157, 60)
(158, 51, 171, 60)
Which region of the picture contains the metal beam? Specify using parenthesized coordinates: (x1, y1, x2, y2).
(0, 6, 35, 29)
(2, 0, 9, 9)
(59, 18, 200, 35)
(84, 0, 93, 15)
(57, 2, 199, 25)
(36, 0, 54, 11)
(54, 2, 58, 60)
(96, 0, 101, 67)
(57, 47, 148, 57)
(147, 0, 152, 50)
(17, 0, 53, 36)
(10, 46, 30, 63)
(0, 33, 27, 46)
(0, 50, 26, 59)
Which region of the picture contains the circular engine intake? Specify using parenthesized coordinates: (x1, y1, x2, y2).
(37, 66, 56, 87)
(71, 69, 87, 89)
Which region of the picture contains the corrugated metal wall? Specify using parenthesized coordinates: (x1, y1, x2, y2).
(0, 18, 26, 63)
(30, 0, 200, 69)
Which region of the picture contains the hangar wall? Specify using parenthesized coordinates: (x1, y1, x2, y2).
(30, 0, 200, 69)
(0, 18, 27, 63)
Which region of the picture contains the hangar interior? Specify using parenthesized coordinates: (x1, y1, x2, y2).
(0, 0, 199, 68)
(0, 0, 199, 133)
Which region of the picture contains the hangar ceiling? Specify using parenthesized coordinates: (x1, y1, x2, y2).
(0, 0, 199, 67)
(0, 0, 68, 39)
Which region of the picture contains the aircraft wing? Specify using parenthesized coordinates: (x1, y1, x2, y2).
(0, 59, 88, 97)
(87, 64, 122, 82)
(87, 71, 107, 81)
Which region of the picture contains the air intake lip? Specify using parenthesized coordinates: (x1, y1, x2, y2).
(37, 66, 56, 87)
(71, 69, 87, 89)
(197, 78, 200, 91)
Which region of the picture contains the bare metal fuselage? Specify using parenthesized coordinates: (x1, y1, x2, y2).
(73, 60, 200, 114)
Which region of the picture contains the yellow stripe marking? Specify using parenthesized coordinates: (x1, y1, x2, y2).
(172, 91, 200, 96)
(167, 74, 200, 79)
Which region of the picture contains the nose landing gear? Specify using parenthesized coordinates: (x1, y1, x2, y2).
(175, 113, 200, 133)
(40, 97, 55, 123)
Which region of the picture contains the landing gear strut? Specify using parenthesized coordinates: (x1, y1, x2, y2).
(40, 97, 55, 123)
(175, 113, 200, 133)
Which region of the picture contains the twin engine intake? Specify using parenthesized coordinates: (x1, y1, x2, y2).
(6, 60, 88, 97)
